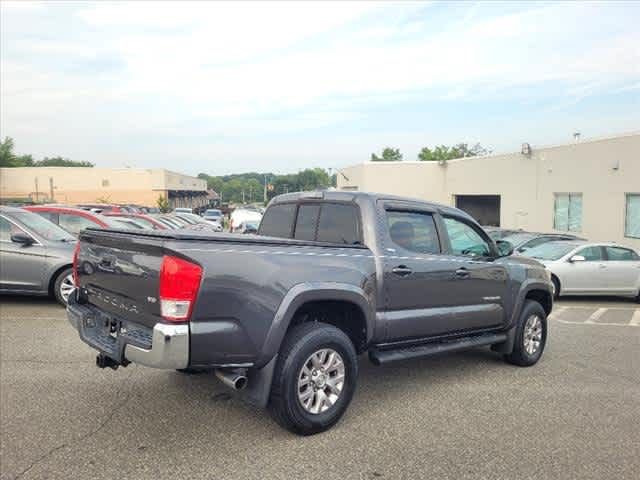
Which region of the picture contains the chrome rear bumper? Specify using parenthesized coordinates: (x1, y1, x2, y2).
(67, 295, 189, 370)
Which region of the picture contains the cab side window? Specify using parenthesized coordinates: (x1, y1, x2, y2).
(386, 210, 440, 254)
(443, 217, 491, 257)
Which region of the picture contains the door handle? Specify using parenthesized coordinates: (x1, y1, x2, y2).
(392, 265, 413, 277)
(455, 267, 470, 278)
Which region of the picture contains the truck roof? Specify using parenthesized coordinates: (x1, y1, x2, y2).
(269, 190, 471, 220)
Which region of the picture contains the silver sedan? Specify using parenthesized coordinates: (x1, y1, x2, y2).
(522, 241, 640, 301)
(0, 206, 77, 305)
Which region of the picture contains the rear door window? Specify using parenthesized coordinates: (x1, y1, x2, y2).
(386, 210, 440, 254)
(258, 204, 296, 238)
(316, 204, 360, 244)
(294, 204, 320, 241)
(605, 246, 639, 261)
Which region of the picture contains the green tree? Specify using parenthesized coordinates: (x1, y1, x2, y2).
(0, 137, 15, 166)
(197, 169, 335, 203)
(371, 147, 403, 162)
(0, 137, 93, 167)
(418, 143, 489, 162)
(36, 156, 93, 167)
(157, 195, 170, 213)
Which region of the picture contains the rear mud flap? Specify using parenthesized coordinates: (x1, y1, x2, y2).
(239, 355, 278, 409)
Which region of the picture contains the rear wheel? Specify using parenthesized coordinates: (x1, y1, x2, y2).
(53, 268, 74, 306)
(504, 300, 547, 367)
(269, 322, 357, 435)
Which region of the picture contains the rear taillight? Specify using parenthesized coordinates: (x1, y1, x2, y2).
(159, 255, 202, 322)
(72, 242, 80, 285)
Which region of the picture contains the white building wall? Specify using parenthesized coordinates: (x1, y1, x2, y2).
(337, 133, 640, 250)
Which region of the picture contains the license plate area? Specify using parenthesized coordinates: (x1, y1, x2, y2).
(81, 313, 123, 360)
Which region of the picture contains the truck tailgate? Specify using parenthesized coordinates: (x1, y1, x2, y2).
(76, 229, 168, 329)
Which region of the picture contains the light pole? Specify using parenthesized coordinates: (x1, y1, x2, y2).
(263, 174, 268, 204)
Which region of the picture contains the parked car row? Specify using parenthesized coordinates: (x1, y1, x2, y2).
(0, 203, 225, 306)
(490, 228, 639, 301)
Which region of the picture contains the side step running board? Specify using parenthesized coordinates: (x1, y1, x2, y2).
(369, 333, 508, 366)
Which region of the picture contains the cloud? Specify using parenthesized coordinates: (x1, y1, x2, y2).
(1, 0, 639, 173)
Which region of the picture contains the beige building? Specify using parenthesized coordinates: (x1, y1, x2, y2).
(337, 132, 640, 250)
(0, 167, 208, 209)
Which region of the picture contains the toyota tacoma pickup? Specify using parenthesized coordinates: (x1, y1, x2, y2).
(67, 191, 553, 435)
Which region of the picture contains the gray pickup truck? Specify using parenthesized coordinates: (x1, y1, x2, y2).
(68, 191, 553, 435)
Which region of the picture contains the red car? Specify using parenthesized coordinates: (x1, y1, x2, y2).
(23, 206, 145, 236)
(102, 213, 168, 230)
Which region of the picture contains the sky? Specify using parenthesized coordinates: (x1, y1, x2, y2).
(1, 0, 639, 176)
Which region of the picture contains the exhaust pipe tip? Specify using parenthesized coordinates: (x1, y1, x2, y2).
(234, 376, 248, 390)
(215, 368, 248, 390)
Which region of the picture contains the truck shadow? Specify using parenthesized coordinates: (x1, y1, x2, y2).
(153, 346, 512, 439)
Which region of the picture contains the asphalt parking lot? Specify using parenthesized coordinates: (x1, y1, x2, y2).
(1, 296, 638, 480)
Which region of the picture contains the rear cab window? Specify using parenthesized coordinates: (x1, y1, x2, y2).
(258, 204, 296, 238)
(316, 204, 360, 244)
(259, 201, 361, 245)
(294, 204, 320, 241)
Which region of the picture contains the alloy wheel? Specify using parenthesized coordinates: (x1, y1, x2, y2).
(297, 348, 345, 414)
(59, 273, 75, 304)
(523, 315, 543, 355)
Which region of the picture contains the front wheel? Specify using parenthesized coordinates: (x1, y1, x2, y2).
(504, 300, 547, 367)
(53, 268, 75, 306)
(269, 322, 358, 435)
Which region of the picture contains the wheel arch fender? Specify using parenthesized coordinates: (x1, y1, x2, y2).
(493, 279, 553, 354)
(47, 262, 73, 296)
(257, 282, 375, 368)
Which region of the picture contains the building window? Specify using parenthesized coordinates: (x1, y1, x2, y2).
(625, 194, 640, 239)
(554, 193, 582, 232)
(101, 179, 109, 187)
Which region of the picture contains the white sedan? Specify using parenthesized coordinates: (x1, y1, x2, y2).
(523, 241, 640, 301)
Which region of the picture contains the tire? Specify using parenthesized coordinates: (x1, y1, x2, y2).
(53, 267, 75, 306)
(504, 300, 547, 367)
(269, 322, 358, 436)
(551, 276, 561, 300)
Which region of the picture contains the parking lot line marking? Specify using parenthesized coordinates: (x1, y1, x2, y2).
(584, 308, 607, 324)
(630, 310, 640, 326)
(554, 318, 638, 327)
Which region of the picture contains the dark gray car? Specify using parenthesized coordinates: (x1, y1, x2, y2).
(0, 206, 77, 305)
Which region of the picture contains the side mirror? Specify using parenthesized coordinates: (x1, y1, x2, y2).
(570, 255, 585, 262)
(11, 232, 34, 246)
(495, 240, 514, 257)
